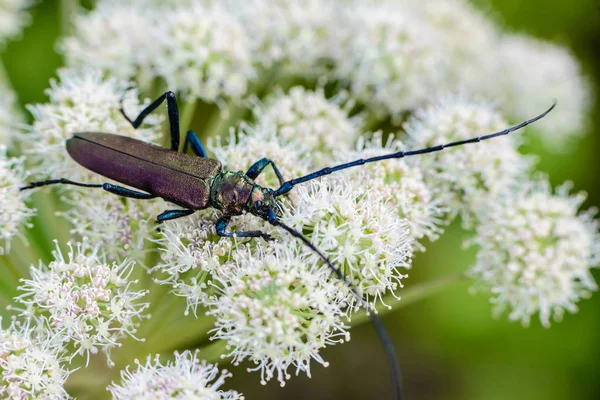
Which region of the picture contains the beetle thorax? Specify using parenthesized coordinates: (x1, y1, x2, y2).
(211, 171, 255, 215)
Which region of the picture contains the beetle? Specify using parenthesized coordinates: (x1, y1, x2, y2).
(21, 91, 555, 400)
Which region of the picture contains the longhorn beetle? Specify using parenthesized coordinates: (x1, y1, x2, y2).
(21, 91, 556, 400)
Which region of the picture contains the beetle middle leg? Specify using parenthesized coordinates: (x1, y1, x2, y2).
(215, 216, 273, 241)
(246, 158, 285, 186)
(20, 178, 154, 200)
(182, 130, 207, 157)
(120, 91, 181, 151)
(157, 209, 196, 222)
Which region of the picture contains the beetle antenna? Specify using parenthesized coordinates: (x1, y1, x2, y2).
(273, 101, 556, 197)
(272, 219, 403, 400)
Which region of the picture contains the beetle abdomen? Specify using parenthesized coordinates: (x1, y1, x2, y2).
(67, 133, 222, 210)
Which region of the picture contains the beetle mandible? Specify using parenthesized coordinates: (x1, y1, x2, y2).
(21, 91, 556, 400)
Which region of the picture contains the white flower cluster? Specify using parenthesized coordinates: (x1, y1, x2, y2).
(64, 0, 254, 102)
(26, 68, 162, 181)
(335, 0, 590, 145)
(153, 210, 240, 316)
(0, 147, 34, 254)
(107, 350, 243, 400)
(155, 95, 414, 383)
(488, 34, 592, 148)
(59, 192, 164, 264)
(404, 96, 531, 224)
(0, 318, 70, 399)
(281, 179, 413, 307)
(339, 133, 445, 246)
(62, 1, 159, 88)
(207, 247, 349, 386)
(0, 0, 32, 46)
(335, 0, 447, 118)
(63, 0, 590, 146)
(15, 241, 149, 365)
(223, 0, 344, 70)
(253, 86, 360, 167)
(470, 180, 599, 327)
(209, 129, 309, 190)
(155, 2, 253, 101)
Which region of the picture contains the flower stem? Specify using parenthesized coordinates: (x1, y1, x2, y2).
(180, 97, 198, 136)
(350, 272, 467, 327)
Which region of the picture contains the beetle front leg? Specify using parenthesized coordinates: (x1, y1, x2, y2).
(215, 216, 273, 241)
(120, 91, 181, 151)
(246, 158, 285, 186)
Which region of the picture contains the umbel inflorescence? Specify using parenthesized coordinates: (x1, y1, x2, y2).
(0, 0, 597, 397)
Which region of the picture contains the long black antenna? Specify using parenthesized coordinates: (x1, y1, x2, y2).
(274, 102, 556, 197)
(272, 219, 403, 400)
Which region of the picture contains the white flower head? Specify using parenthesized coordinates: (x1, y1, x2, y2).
(207, 245, 349, 386)
(254, 86, 361, 167)
(26, 68, 162, 182)
(469, 179, 599, 327)
(15, 240, 149, 366)
(404, 95, 532, 223)
(0, 0, 32, 46)
(403, 0, 500, 90)
(0, 85, 22, 146)
(209, 127, 310, 190)
(62, 1, 160, 89)
(490, 34, 592, 149)
(281, 177, 413, 308)
(0, 148, 35, 255)
(58, 190, 166, 264)
(154, 209, 245, 316)
(223, 0, 344, 70)
(107, 350, 243, 400)
(0, 317, 70, 399)
(336, 0, 449, 119)
(155, 2, 254, 101)
(338, 132, 446, 248)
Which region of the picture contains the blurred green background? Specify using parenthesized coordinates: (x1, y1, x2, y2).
(2, 1, 599, 399)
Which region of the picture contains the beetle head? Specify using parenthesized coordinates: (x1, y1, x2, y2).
(247, 186, 281, 223)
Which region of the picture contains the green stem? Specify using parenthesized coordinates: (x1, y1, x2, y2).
(199, 340, 228, 364)
(351, 272, 467, 327)
(180, 97, 198, 135)
(60, 0, 78, 37)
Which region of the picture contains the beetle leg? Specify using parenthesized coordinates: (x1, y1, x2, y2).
(101, 183, 154, 199)
(182, 130, 207, 157)
(20, 178, 154, 199)
(156, 209, 195, 222)
(120, 91, 181, 151)
(246, 158, 285, 186)
(215, 216, 273, 241)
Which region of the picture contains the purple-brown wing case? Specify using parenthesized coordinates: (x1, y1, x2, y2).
(66, 132, 222, 210)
